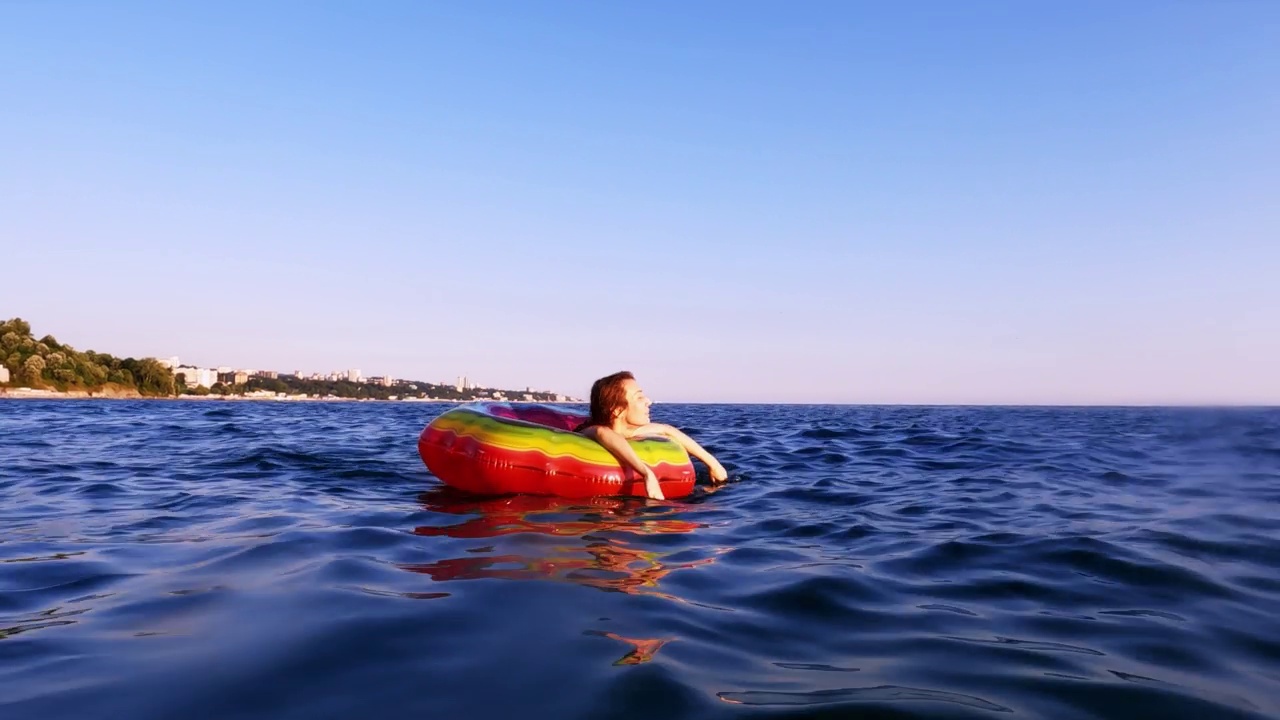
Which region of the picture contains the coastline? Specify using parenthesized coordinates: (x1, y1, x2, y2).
(0, 387, 582, 404)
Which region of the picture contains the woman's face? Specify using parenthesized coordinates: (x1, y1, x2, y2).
(616, 378, 651, 426)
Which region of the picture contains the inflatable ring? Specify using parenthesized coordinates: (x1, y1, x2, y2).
(418, 403, 696, 498)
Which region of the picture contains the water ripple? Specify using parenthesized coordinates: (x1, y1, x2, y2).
(0, 400, 1277, 720)
(718, 684, 1014, 712)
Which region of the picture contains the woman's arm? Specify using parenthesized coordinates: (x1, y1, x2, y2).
(650, 424, 728, 482)
(580, 426, 665, 499)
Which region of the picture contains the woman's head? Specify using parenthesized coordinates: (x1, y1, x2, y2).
(588, 371, 651, 428)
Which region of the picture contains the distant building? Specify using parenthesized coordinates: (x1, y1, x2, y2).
(0, 366, 10, 383)
(255, 370, 278, 379)
(233, 371, 249, 385)
(347, 369, 361, 382)
(157, 356, 180, 370)
(175, 366, 217, 388)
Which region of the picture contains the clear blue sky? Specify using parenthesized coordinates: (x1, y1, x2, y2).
(2, 1, 1277, 404)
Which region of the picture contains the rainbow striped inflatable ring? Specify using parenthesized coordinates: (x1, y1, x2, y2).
(418, 403, 696, 499)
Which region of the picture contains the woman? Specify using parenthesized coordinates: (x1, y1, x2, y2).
(577, 371, 728, 500)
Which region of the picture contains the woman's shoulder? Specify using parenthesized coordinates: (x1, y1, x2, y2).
(628, 422, 673, 438)
(577, 422, 673, 438)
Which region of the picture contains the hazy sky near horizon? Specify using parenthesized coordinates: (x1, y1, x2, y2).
(2, 2, 1277, 404)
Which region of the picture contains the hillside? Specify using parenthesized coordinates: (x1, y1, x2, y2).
(1, 318, 173, 396)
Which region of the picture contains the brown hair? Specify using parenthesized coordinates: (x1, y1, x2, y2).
(587, 371, 634, 427)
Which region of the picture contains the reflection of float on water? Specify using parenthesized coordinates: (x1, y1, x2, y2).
(413, 490, 704, 538)
(406, 490, 718, 600)
(403, 542, 716, 600)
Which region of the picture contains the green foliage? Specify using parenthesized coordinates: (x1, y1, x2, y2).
(128, 358, 175, 397)
(21, 355, 45, 384)
(0, 319, 31, 337)
(0, 317, 174, 396)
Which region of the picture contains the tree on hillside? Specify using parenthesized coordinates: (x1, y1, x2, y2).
(21, 355, 45, 385)
(0, 318, 31, 337)
(123, 358, 175, 396)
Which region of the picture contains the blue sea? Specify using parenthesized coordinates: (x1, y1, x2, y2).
(2, 400, 1278, 719)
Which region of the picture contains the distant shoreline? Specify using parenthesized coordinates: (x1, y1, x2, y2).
(0, 388, 585, 404)
(3, 387, 1267, 408)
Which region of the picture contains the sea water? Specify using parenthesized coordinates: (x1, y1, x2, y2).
(2, 401, 1278, 719)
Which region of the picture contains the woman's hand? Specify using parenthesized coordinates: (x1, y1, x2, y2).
(644, 468, 665, 500)
(708, 460, 728, 483)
